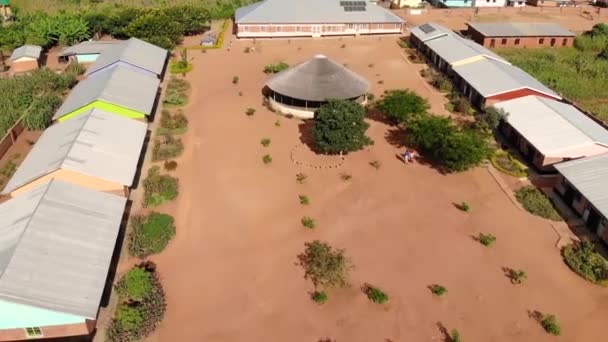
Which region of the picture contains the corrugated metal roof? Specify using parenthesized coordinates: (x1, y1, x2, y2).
(53, 65, 160, 120)
(494, 96, 608, 154)
(425, 34, 509, 64)
(235, 0, 404, 24)
(410, 22, 450, 42)
(58, 41, 120, 57)
(0, 179, 126, 319)
(266, 54, 369, 101)
(84, 38, 167, 76)
(3, 109, 147, 194)
(9, 45, 42, 61)
(555, 154, 608, 219)
(467, 22, 575, 37)
(452, 58, 560, 98)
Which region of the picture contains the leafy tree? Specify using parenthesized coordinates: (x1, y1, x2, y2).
(125, 11, 184, 50)
(312, 100, 373, 154)
(163, 5, 210, 36)
(106, 6, 143, 38)
(376, 89, 430, 123)
(589, 23, 608, 37)
(297, 240, 353, 290)
(52, 14, 90, 46)
(407, 114, 453, 151)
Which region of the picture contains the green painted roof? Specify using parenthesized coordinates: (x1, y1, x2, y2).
(1, 0, 9, 6)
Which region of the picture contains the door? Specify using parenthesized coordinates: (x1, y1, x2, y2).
(586, 208, 602, 233)
(312, 25, 322, 36)
(562, 185, 576, 206)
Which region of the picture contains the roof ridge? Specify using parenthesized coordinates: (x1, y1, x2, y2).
(539, 97, 607, 143)
(59, 112, 92, 169)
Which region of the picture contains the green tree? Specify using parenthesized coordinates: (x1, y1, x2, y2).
(163, 5, 210, 36)
(376, 89, 430, 123)
(407, 114, 453, 151)
(52, 14, 90, 46)
(125, 11, 184, 49)
(116, 267, 153, 301)
(590, 23, 608, 37)
(107, 6, 143, 38)
(297, 240, 353, 290)
(130, 213, 176, 257)
(312, 100, 373, 154)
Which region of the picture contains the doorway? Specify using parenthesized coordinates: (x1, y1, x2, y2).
(585, 208, 602, 233)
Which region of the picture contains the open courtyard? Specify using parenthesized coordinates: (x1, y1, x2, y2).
(138, 36, 608, 341)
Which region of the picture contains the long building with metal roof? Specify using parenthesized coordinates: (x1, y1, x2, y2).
(84, 38, 168, 78)
(53, 65, 160, 122)
(234, 0, 404, 38)
(3, 108, 147, 197)
(0, 179, 126, 341)
(58, 41, 121, 64)
(467, 22, 575, 49)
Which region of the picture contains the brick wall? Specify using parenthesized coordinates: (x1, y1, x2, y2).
(0, 118, 24, 161)
(476, 35, 574, 48)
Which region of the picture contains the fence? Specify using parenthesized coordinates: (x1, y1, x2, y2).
(0, 117, 24, 161)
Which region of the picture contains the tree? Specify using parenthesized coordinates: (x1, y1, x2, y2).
(589, 23, 608, 37)
(407, 114, 453, 151)
(312, 100, 373, 154)
(106, 6, 143, 38)
(297, 240, 353, 290)
(375, 89, 430, 124)
(53, 15, 90, 46)
(163, 5, 210, 36)
(479, 106, 508, 132)
(125, 11, 185, 50)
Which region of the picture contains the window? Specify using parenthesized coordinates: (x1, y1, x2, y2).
(490, 39, 495, 47)
(562, 38, 568, 46)
(575, 192, 582, 202)
(515, 38, 520, 45)
(550, 38, 556, 46)
(25, 327, 43, 338)
(501, 38, 507, 45)
(539, 38, 544, 44)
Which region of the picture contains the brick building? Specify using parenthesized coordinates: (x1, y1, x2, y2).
(466, 22, 575, 48)
(9, 45, 41, 73)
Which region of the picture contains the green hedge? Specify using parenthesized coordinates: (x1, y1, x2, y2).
(490, 150, 528, 178)
(129, 213, 176, 257)
(515, 186, 561, 221)
(143, 166, 179, 208)
(563, 240, 608, 287)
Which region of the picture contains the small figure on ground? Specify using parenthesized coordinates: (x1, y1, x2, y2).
(402, 149, 414, 163)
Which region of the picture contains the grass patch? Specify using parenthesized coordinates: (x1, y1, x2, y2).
(169, 60, 193, 75)
(296, 173, 307, 184)
(515, 186, 561, 221)
(299, 195, 310, 205)
(163, 77, 190, 108)
(507, 268, 527, 285)
(562, 240, 608, 286)
(260, 138, 271, 147)
(363, 284, 389, 304)
(0, 159, 18, 178)
(491, 150, 527, 177)
(263, 62, 289, 74)
(143, 166, 179, 208)
(478, 233, 496, 247)
(430, 284, 448, 296)
(262, 154, 272, 164)
(152, 135, 184, 161)
(541, 314, 561, 336)
(301, 216, 316, 229)
(246, 108, 256, 116)
(158, 109, 188, 135)
(129, 213, 176, 257)
(311, 291, 328, 304)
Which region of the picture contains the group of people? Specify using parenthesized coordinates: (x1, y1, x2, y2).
(402, 149, 415, 163)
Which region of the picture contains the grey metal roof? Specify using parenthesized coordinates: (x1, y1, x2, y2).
(555, 154, 608, 219)
(410, 22, 450, 42)
(84, 37, 168, 76)
(3, 109, 147, 194)
(58, 41, 120, 57)
(9, 45, 42, 61)
(235, 0, 404, 24)
(467, 22, 575, 37)
(53, 65, 160, 120)
(0, 179, 126, 319)
(494, 96, 608, 154)
(266, 54, 369, 101)
(452, 58, 560, 99)
(425, 34, 509, 64)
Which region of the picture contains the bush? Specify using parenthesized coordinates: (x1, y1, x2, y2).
(246, 108, 256, 116)
(515, 186, 561, 221)
(299, 195, 310, 205)
(430, 284, 447, 296)
(297, 240, 353, 290)
(115, 267, 153, 301)
(114, 306, 144, 332)
(508, 269, 527, 284)
(311, 291, 328, 304)
(263, 62, 289, 74)
(262, 154, 272, 164)
(167, 77, 191, 93)
(490, 150, 527, 178)
(125, 11, 185, 50)
(0, 158, 18, 178)
(232, 76, 239, 84)
(152, 135, 184, 161)
(478, 233, 496, 247)
(364, 284, 389, 304)
(301, 216, 316, 229)
(163, 160, 178, 171)
(296, 173, 307, 184)
(451, 329, 462, 342)
(163, 90, 188, 107)
(143, 166, 179, 208)
(313, 100, 373, 154)
(260, 138, 271, 147)
(562, 240, 608, 286)
(129, 213, 176, 257)
(169, 60, 193, 74)
(541, 314, 561, 336)
(459, 202, 471, 212)
(158, 109, 188, 135)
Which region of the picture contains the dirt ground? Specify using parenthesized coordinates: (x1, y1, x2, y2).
(134, 35, 608, 342)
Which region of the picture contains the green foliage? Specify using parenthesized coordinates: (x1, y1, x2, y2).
(364, 285, 389, 304)
(313, 100, 373, 154)
(301, 216, 316, 229)
(169, 60, 193, 74)
(459, 202, 471, 212)
(541, 314, 561, 336)
(114, 306, 144, 332)
(163, 78, 190, 108)
(515, 186, 561, 221)
(262, 154, 272, 164)
(152, 135, 184, 161)
(407, 114, 492, 172)
(129, 213, 176, 257)
(508, 269, 527, 284)
(162, 5, 210, 36)
(116, 267, 154, 302)
(22, 94, 63, 130)
(376, 89, 430, 124)
(125, 11, 184, 50)
(163, 160, 178, 171)
(451, 329, 462, 342)
(297, 240, 353, 289)
(430, 284, 447, 296)
(232, 76, 239, 84)
(562, 240, 608, 286)
(263, 62, 289, 74)
(296, 173, 307, 184)
(299, 195, 310, 205)
(478, 233, 496, 247)
(311, 291, 328, 304)
(143, 166, 179, 207)
(0, 160, 17, 178)
(246, 107, 256, 116)
(491, 150, 527, 177)
(158, 109, 188, 135)
(260, 138, 271, 147)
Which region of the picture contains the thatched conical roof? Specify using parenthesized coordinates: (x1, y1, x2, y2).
(266, 55, 369, 102)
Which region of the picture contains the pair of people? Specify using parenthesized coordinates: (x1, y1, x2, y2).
(402, 149, 415, 163)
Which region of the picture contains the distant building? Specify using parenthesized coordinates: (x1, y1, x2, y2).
(58, 41, 120, 64)
(9, 45, 41, 73)
(466, 22, 575, 48)
(429, 0, 474, 8)
(526, 0, 577, 6)
(493, 95, 608, 171)
(507, 0, 526, 6)
(473, 0, 508, 7)
(554, 154, 608, 243)
(234, 0, 404, 38)
(391, 0, 423, 8)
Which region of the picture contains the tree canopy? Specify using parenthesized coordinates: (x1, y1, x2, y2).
(312, 100, 373, 154)
(376, 89, 430, 124)
(297, 240, 353, 290)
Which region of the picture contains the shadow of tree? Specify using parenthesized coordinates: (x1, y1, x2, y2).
(366, 108, 394, 126)
(297, 120, 322, 154)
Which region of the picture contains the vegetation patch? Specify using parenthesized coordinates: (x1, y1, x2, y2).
(0, 154, 20, 178)
(163, 160, 178, 171)
(312, 100, 373, 154)
(478, 233, 496, 247)
(262, 154, 272, 164)
(541, 314, 561, 336)
(260, 138, 271, 147)
(263, 62, 289, 74)
(297, 240, 353, 292)
(363, 284, 389, 304)
(163, 78, 190, 108)
(143, 166, 179, 208)
(299, 195, 310, 205)
(152, 135, 184, 161)
(458, 202, 471, 212)
(515, 186, 561, 221)
(491, 150, 527, 177)
(420, 68, 452, 93)
(430, 284, 448, 296)
(301, 216, 316, 229)
(376, 89, 430, 124)
(129, 213, 176, 257)
(158, 109, 188, 135)
(107, 263, 166, 342)
(296, 173, 307, 184)
(311, 290, 328, 304)
(562, 240, 608, 286)
(246, 108, 256, 116)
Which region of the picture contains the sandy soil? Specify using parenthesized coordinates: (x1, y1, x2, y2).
(134, 36, 608, 342)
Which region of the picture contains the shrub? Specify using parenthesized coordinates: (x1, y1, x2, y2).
(114, 306, 144, 332)
(459, 202, 471, 212)
(152, 135, 184, 161)
(260, 138, 271, 147)
(478, 233, 496, 247)
(369, 160, 382, 169)
(167, 77, 190, 93)
(490, 150, 527, 178)
(244, 47, 252, 53)
(364, 284, 389, 304)
(246, 108, 256, 116)
(430, 284, 447, 296)
(262, 154, 272, 164)
(296, 173, 307, 184)
(129, 213, 176, 257)
(0, 160, 18, 178)
(311, 291, 328, 304)
(23, 94, 63, 130)
(299, 195, 310, 205)
(115, 267, 154, 301)
(541, 314, 561, 336)
(143, 166, 179, 208)
(163, 160, 178, 171)
(366, 92, 375, 101)
(301, 216, 316, 229)
(515, 186, 561, 221)
(451, 329, 462, 342)
(163, 90, 188, 107)
(275, 120, 281, 127)
(297, 240, 353, 289)
(232, 76, 239, 84)
(169, 60, 193, 74)
(340, 173, 352, 181)
(313, 100, 373, 154)
(562, 240, 608, 286)
(263, 62, 289, 73)
(158, 109, 188, 135)
(507, 268, 527, 284)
